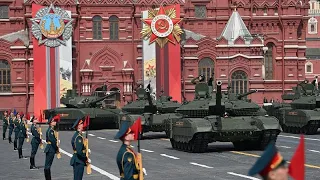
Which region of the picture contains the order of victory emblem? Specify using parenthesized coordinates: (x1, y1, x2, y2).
(141, 6, 183, 48)
(31, 4, 73, 47)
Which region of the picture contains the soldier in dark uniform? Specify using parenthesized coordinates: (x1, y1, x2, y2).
(44, 116, 59, 180)
(30, 116, 42, 169)
(248, 142, 289, 180)
(70, 118, 91, 180)
(13, 112, 21, 151)
(191, 74, 205, 84)
(8, 111, 14, 144)
(115, 121, 140, 180)
(2, 111, 9, 140)
(18, 114, 28, 159)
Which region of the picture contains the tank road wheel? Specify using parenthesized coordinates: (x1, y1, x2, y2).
(165, 131, 170, 138)
(187, 143, 192, 152)
(281, 125, 288, 133)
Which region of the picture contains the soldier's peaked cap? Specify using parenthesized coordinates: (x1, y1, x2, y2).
(47, 115, 60, 124)
(72, 118, 84, 129)
(248, 141, 286, 176)
(114, 121, 132, 139)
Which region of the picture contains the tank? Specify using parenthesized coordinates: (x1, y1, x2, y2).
(43, 90, 122, 130)
(165, 80, 282, 153)
(263, 79, 320, 134)
(120, 84, 182, 136)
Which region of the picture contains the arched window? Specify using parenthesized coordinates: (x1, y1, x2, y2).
(308, 17, 318, 34)
(93, 15, 102, 40)
(265, 42, 274, 80)
(305, 62, 313, 73)
(0, 60, 11, 92)
(263, 7, 268, 15)
(231, 70, 248, 94)
(274, 7, 278, 15)
(198, 58, 214, 82)
(252, 7, 256, 14)
(109, 16, 119, 40)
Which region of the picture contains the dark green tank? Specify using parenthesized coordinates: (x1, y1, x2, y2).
(263, 80, 320, 134)
(165, 80, 281, 153)
(44, 89, 121, 130)
(121, 84, 182, 136)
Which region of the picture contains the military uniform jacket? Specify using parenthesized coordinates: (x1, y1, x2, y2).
(14, 118, 20, 132)
(116, 144, 140, 180)
(70, 131, 87, 166)
(44, 127, 58, 153)
(2, 116, 9, 127)
(31, 124, 41, 144)
(9, 117, 14, 129)
(18, 121, 27, 138)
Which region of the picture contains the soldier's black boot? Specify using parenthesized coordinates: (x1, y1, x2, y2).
(14, 140, 17, 150)
(30, 157, 38, 169)
(8, 137, 12, 144)
(44, 169, 51, 180)
(3, 132, 5, 140)
(18, 148, 22, 158)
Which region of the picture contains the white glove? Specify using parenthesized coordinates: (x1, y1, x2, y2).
(58, 140, 61, 144)
(143, 168, 147, 176)
(27, 128, 30, 131)
(88, 158, 91, 164)
(88, 149, 91, 154)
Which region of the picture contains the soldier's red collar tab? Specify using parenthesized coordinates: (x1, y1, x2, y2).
(260, 152, 284, 176)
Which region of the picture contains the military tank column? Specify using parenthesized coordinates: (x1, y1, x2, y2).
(121, 83, 182, 137)
(263, 78, 320, 135)
(43, 89, 122, 130)
(166, 80, 282, 153)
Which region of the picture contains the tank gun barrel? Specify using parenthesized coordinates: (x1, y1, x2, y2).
(216, 81, 222, 115)
(89, 90, 120, 107)
(237, 89, 258, 100)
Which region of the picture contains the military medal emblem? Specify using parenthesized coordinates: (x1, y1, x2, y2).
(31, 4, 73, 47)
(141, 6, 183, 48)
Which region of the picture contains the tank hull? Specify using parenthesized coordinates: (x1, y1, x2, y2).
(43, 108, 120, 130)
(166, 115, 281, 153)
(263, 104, 320, 135)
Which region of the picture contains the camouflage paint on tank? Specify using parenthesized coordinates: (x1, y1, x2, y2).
(165, 78, 281, 153)
(263, 79, 320, 135)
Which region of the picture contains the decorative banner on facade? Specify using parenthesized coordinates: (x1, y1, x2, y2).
(142, 10, 157, 98)
(31, 4, 73, 118)
(141, 5, 182, 103)
(59, 10, 73, 106)
(141, 6, 183, 48)
(30, 4, 73, 47)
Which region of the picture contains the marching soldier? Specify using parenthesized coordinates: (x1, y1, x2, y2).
(2, 111, 9, 140)
(248, 141, 289, 180)
(8, 111, 14, 144)
(30, 116, 42, 169)
(18, 114, 28, 159)
(13, 112, 21, 151)
(115, 121, 141, 180)
(44, 116, 60, 180)
(70, 118, 91, 180)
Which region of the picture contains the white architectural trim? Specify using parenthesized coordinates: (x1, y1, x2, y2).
(216, 53, 263, 59)
(12, 58, 26, 61)
(284, 45, 307, 49)
(10, 46, 26, 49)
(184, 57, 199, 60)
(308, 17, 318, 34)
(184, 45, 198, 48)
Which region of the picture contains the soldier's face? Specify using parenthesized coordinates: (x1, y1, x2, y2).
(268, 165, 288, 180)
(4, 112, 7, 116)
(78, 123, 84, 131)
(124, 133, 135, 141)
(51, 121, 57, 126)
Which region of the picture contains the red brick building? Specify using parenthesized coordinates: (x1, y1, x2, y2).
(0, 0, 310, 113)
(305, 0, 320, 81)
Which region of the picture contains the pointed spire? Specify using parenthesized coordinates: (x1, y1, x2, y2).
(219, 9, 253, 45)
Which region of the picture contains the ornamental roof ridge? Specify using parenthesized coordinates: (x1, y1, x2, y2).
(219, 9, 253, 45)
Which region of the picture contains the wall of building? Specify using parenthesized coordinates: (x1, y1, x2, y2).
(0, 0, 312, 113)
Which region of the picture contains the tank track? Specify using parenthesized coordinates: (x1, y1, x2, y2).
(170, 133, 210, 153)
(281, 120, 320, 135)
(170, 130, 281, 153)
(232, 130, 280, 151)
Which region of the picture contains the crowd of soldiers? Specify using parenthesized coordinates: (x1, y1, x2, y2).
(2, 109, 299, 180)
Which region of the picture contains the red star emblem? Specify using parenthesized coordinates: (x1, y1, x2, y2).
(146, 64, 154, 71)
(143, 6, 182, 44)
